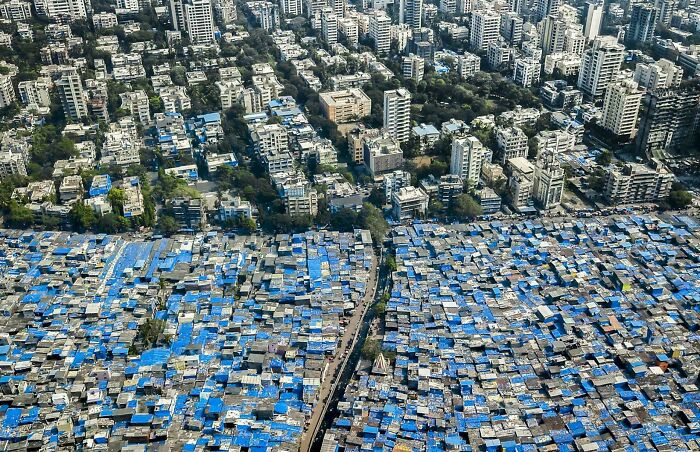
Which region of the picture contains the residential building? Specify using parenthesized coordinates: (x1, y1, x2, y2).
(369, 11, 391, 55)
(383, 170, 411, 201)
(0, 75, 15, 109)
(218, 193, 253, 222)
(364, 133, 404, 176)
(250, 123, 289, 156)
(496, 126, 528, 164)
(582, 1, 603, 41)
(121, 177, 144, 218)
(636, 88, 700, 158)
(285, 186, 318, 217)
(540, 79, 582, 110)
(0, 0, 32, 20)
(577, 36, 625, 98)
(533, 150, 564, 209)
(56, 68, 88, 122)
(338, 18, 358, 45)
(392, 186, 428, 220)
(541, 15, 567, 55)
(322, 9, 338, 44)
(319, 88, 371, 124)
(35, 0, 87, 21)
(601, 80, 644, 138)
(438, 174, 463, 206)
(477, 187, 501, 214)
(120, 90, 151, 124)
(172, 196, 206, 229)
(470, 10, 500, 51)
(348, 126, 380, 164)
(402, 54, 425, 82)
(59, 175, 83, 203)
(456, 52, 480, 79)
(383, 88, 411, 143)
(247, 0, 279, 30)
(507, 157, 535, 210)
(18, 78, 52, 108)
(412, 123, 439, 151)
(627, 4, 657, 45)
(512, 58, 540, 87)
(604, 160, 673, 204)
(633, 59, 683, 90)
(487, 39, 513, 71)
(280, 0, 302, 15)
(93, 12, 118, 28)
(534, 129, 575, 154)
(0, 152, 26, 178)
(171, 0, 216, 43)
(500, 12, 523, 45)
(399, 0, 421, 31)
(450, 135, 492, 186)
(536, 0, 560, 21)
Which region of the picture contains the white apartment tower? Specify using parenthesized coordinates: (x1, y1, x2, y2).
(369, 11, 391, 55)
(171, 0, 216, 43)
(57, 68, 88, 122)
(533, 150, 565, 209)
(633, 59, 683, 90)
(450, 135, 492, 186)
(402, 54, 425, 82)
(322, 9, 338, 44)
(383, 88, 411, 143)
(601, 80, 644, 138)
(582, 1, 603, 41)
(400, 0, 422, 31)
(470, 10, 501, 51)
(536, 0, 560, 21)
(35, 0, 87, 21)
(328, 0, 344, 16)
(577, 36, 625, 98)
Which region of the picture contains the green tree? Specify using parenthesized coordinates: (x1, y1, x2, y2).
(359, 203, 388, 245)
(5, 200, 34, 228)
(667, 190, 693, 209)
(158, 215, 179, 236)
(107, 188, 126, 215)
(69, 202, 97, 231)
(596, 150, 612, 166)
(361, 339, 381, 360)
(449, 194, 483, 219)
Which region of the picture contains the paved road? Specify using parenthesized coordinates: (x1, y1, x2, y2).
(299, 251, 380, 452)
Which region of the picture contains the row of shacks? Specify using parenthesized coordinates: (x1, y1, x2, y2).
(323, 215, 700, 452)
(0, 228, 374, 450)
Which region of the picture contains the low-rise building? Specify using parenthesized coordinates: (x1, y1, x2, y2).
(319, 89, 371, 124)
(392, 186, 429, 221)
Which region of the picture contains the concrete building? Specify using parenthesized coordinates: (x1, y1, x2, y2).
(172, 196, 206, 230)
(0, 152, 26, 178)
(383, 170, 411, 201)
(512, 58, 541, 87)
(577, 36, 625, 98)
(536, 0, 560, 21)
(533, 150, 564, 209)
(534, 129, 576, 154)
(582, 1, 603, 41)
(92, 12, 118, 29)
(541, 15, 567, 55)
(322, 9, 338, 44)
(636, 88, 700, 158)
(604, 160, 673, 205)
(496, 126, 528, 164)
(348, 126, 380, 164)
(383, 88, 411, 143)
(507, 157, 534, 210)
(477, 187, 502, 214)
(450, 135, 492, 186)
(246, 1, 279, 31)
(399, 0, 422, 31)
(59, 175, 83, 203)
(470, 10, 500, 52)
(285, 187, 319, 217)
(540, 79, 582, 110)
(392, 186, 429, 220)
(487, 39, 513, 71)
(364, 133, 404, 176)
(18, 78, 52, 108)
(120, 91, 151, 125)
(56, 68, 88, 122)
(218, 193, 253, 222)
(35, 0, 87, 21)
(627, 4, 657, 45)
(457, 52, 480, 79)
(438, 174, 464, 206)
(601, 80, 644, 138)
(633, 59, 683, 90)
(250, 123, 289, 156)
(319, 89, 371, 124)
(338, 18, 358, 46)
(171, 0, 216, 42)
(402, 54, 425, 82)
(369, 11, 391, 55)
(500, 12, 523, 45)
(0, 0, 32, 20)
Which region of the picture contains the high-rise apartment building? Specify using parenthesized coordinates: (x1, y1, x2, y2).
(582, 1, 603, 41)
(577, 36, 625, 98)
(633, 59, 683, 90)
(321, 9, 338, 44)
(604, 160, 673, 204)
(627, 4, 657, 45)
(57, 68, 88, 122)
(383, 88, 411, 143)
(450, 135, 492, 186)
(533, 150, 564, 209)
(470, 10, 501, 51)
(601, 80, 644, 138)
(402, 54, 425, 82)
(400, 0, 422, 31)
(369, 11, 391, 55)
(536, 0, 560, 21)
(636, 88, 700, 158)
(171, 0, 216, 42)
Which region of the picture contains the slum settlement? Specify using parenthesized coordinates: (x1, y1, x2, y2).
(324, 215, 700, 451)
(0, 229, 374, 449)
